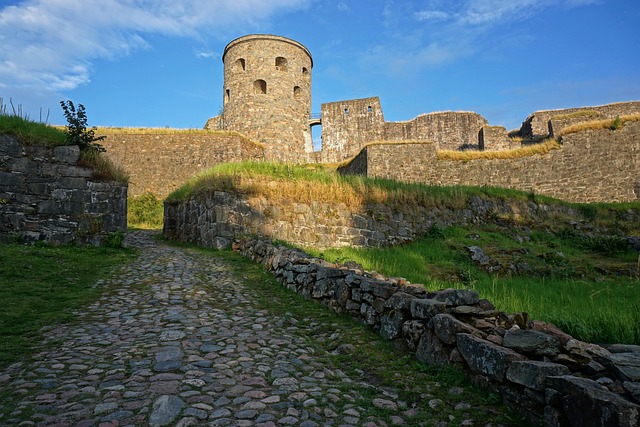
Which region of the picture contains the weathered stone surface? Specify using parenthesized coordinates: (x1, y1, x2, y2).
(416, 330, 450, 367)
(380, 310, 409, 340)
(402, 320, 426, 350)
(506, 361, 570, 391)
(384, 291, 414, 311)
(53, 145, 80, 164)
(547, 375, 640, 427)
(431, 314, 485, 345)
(503, 329, 561, 357)
(608, 352, 640, 381)
(429, 288, 479, 306)
(149, 395, 185, 427)
(410, 298, 447, 319)
(457, 333, 526, 380)
(624, 382, 640, 403)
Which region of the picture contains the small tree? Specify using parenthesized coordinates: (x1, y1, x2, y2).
(60, 100, 106, 152)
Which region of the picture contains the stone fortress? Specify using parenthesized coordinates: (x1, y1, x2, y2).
(101, 33, 640, 203)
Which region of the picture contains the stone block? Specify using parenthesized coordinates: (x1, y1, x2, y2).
(456, 333, 526, 381)
(429, 288, 479, 306)
(410, 298, 447, 319)
(380, 310, 409, 340)
(503, 329, 561, 357)
(402, 320, 426, 350)
(431, 313, 486, 345)
(0, 135, 22, 156)
(416, 330, 450, 367)
(53, 145, 80, 164)
(506, 361, 570, 391)
(384, 291, 414, 311)
(547, 375, 640, 427)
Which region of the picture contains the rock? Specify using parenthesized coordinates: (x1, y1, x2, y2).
(547, 375, 640, 427)
(372, 398, 398, 410)
(410, 298, 447, 319)
(415, 330, 450, 367)
(456, 333, 526, 380)
(465, 246, 491, 265)
(380, 310, 409, 340)
(608, 344, 640, 354)
(402, 320, 426, 350)
(503, 329, 561, 357)
(608, 352, 640, 381)
(428, 288, 479, 306)
(623, 382, 640, 403)
(149, 395, 185, 427)
(506, 361, 570, 391)
(531, 320, 573, 345)
(384, 292, 415, 311)
(431, 314, 486, 345)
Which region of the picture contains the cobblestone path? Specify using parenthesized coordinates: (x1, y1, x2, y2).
(0, 231, 493, 427)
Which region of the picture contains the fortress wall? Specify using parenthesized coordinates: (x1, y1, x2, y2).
(384, 111, 488, 151)
(319, 97, 385, 163)
(99, 131, 264, 198)
(343, 121, 640, 203)
(519, 101, 640, 139)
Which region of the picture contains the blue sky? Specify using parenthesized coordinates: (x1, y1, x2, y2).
(1, 0, 639, 135)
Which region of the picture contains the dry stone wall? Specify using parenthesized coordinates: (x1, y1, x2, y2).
(99, 130, 264, 198)
(236, 238, 640, 426)
(339, 121, 640, 203)
(0, 135, 127, 245)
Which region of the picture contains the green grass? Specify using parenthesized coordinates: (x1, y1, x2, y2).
(0, 112, 66, 146)
(128, 193, 165, 229)
(308, 225, 640, 345)
(0, 244, 135, 370)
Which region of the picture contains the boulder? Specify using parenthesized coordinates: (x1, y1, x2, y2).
(456, 333, 526, 380)
(380, 310, 409, 340)
(431, 314, 486, 345)
(416, 330, 450, 366)
(503, 329, 561, 357)
(506, 361, 570, 391)
(410, 298, 447, 319)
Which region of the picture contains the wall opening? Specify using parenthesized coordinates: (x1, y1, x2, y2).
(254, 79, 267, 95)
(235, 58, 246, 71)
(367, 106, 372, 113)
(344, 108, 349, 115)
(293, 86, 301, 99)
(275, 57, 288, 71)
(225, 89, 230, 104)
(311, 123, 322, 152)
(302, 67, 309, 77)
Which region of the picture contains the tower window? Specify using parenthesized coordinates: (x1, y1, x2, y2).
(225, 89, 230, 104)
(275, 57, 288, 71)
(235, 58, 245, 71)
(344, 108, 349, 115)
(293, 86, 301, 99)
(302, 67, 309, 76)
(254, 79, 267, 94)
(367, 106, 372, 113)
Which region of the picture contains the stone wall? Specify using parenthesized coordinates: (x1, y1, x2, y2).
(339, 121, 640, 203)
(99, 130, 265, 198)
(163, 187, 593, 250)
(518, 101, 640, 139)
(318, 97, 495, 163)
(0, 135, 127, 245)
(236, 238, 640, 426)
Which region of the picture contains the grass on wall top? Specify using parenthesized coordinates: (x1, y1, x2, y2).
(437, 138, 561, 161)
(559, 113, 640, 137)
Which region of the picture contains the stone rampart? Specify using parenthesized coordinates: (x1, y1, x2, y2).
(98, 130, 265, 198)
(518, 101, 640, 139)
(339, 121, 640, 203)
(0, 135, 127, 245)
(235, 238, 640, 426)
(163, 185, 610, 252)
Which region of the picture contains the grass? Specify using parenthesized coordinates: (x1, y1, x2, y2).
(0, 110, 66, 147)
(0, 243, 135, 370)
(128, 193, 165, 229)
(437, 138, 560, 161)
(176, 242, 524, 426)
(559, 113, 640, 136)
(308, 225, 640, 345)
(165, 161, 561, 211)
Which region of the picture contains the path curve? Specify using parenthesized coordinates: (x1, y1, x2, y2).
(0, 231, 490, 427)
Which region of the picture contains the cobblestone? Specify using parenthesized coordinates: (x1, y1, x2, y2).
(0, 231, 491, 426)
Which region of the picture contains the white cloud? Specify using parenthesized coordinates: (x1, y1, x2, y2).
(337, 2, 349, 12)
(0, 0, 308, 93)
(414, 10, 450, 22)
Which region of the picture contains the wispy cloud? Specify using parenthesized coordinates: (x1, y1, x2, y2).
(363, 0, 598, 74)
(0, 0, 308, 93)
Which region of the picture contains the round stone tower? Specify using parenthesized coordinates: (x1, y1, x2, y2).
(221, 34, 313, 162)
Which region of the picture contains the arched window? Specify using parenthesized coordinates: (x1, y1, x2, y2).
(235, 58, 245, 71)
(254, 79, 267, 94)
(275, 57, 287, 71)
(367, 106, 372, 113)
(302, 67, 309, 76)
(225, 89, 230, 104)
(293, 86, 301, 99)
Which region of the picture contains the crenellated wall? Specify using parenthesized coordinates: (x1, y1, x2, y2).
(338, 121, 640, 203)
